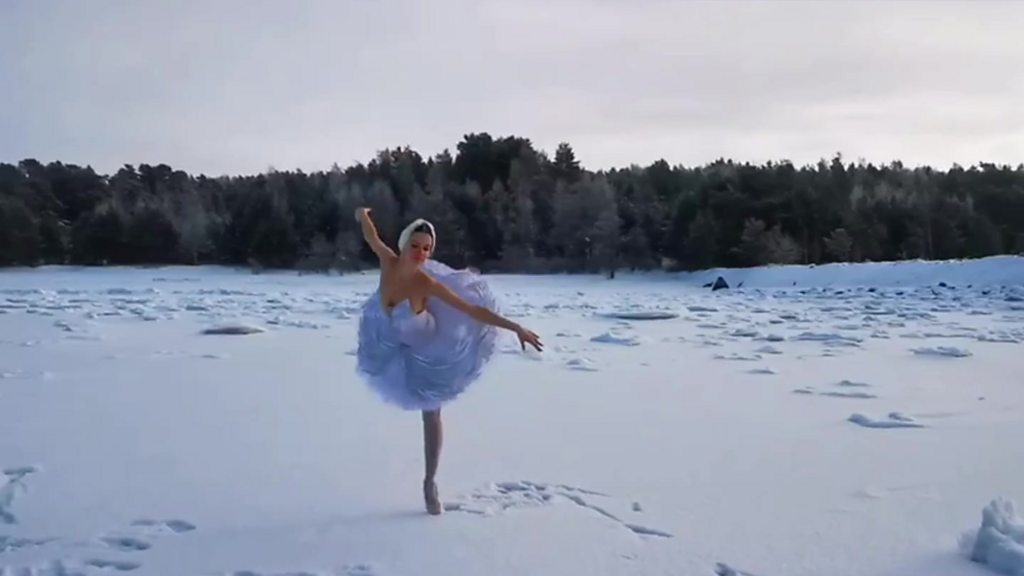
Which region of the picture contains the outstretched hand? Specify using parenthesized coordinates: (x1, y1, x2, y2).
(354, 207, 371, 223)
(515, 325, 543, 352)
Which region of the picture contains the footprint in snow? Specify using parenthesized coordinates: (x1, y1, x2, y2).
(86, 558, 142, 571)
(500, 343, 545, 361)
(795, 380, 878, 399)
(564, 358, 600, 372)
(852, 483, 941, 501)
(443, 480, 673, 539)
(848, 412, 925, 429)
(91, 518, 196, 561)
(99, 536, 151, 552)
(715, 562, 762, 576)
(697, 323, 725, 330)
(1, 465, 40, 524)
(819, 390, 878, 399)
(129, 518, 197, 533)
(713, 353, 762, 362)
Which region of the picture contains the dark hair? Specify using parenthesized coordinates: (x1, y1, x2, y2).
(413, 222, 434, 238)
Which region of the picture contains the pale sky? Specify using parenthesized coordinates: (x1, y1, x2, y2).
(2, 0, 1023, 176)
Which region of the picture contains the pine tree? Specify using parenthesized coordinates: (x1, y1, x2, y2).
(502, 183, 535, 270)
(590, 179, 620, 275)
(823, 228, 854, 262)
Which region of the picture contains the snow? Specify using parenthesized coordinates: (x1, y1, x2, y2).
(960, 499, 1024, 576)
(1, 256, 1023, 576)
(678, 254, 1024, 289)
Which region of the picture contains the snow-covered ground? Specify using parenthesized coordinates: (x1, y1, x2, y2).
(2, 256, 1023, 576)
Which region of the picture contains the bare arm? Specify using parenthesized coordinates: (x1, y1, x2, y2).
(424, 275, 543, 351)
(355, 208, 396, 263)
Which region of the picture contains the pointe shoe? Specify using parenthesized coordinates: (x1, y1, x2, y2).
(424, 480, 442, 516)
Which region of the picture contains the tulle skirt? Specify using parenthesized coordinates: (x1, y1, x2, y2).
(355, 259, 499, 411)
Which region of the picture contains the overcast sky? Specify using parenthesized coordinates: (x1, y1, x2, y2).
(2, 0, 1022, 176)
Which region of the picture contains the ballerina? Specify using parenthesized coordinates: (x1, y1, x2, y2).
(353, 207, 543, 515)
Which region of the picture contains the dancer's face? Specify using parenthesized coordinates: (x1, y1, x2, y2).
(403, 232, 433, 265)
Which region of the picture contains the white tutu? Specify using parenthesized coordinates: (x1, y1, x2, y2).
(355, 259, 499, 411)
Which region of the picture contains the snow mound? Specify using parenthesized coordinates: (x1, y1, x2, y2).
(590, 331, 643, 346)
(959, 498, 1024, 575)
(911, 346, 973, 358)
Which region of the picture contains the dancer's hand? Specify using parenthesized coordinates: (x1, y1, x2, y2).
(354, 207, 371, 223)
(515, 324, 543, 352)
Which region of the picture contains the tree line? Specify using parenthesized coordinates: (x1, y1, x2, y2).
(2, 133, 1023, 274)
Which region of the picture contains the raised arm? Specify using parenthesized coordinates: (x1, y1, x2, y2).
(424, 275, 543, 352)
(355, 208, 397, 263)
